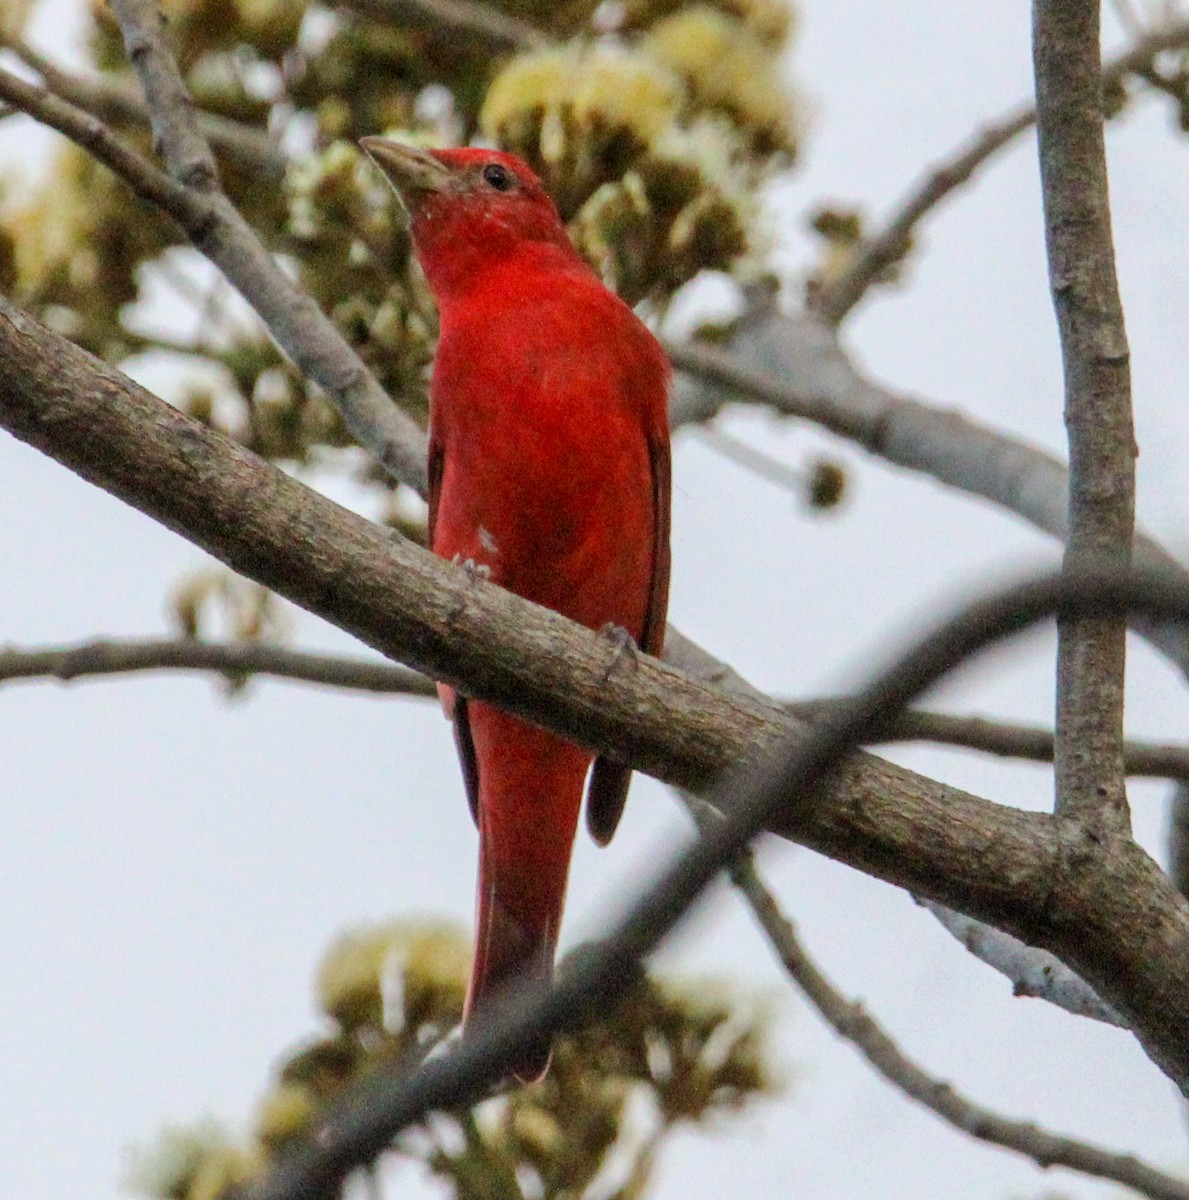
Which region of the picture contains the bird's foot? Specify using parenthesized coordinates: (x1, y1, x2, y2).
(598, 623, 639, 680)
(452, 553, 492, 582)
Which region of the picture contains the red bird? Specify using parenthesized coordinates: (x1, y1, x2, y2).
(361, 140, 671, 1076)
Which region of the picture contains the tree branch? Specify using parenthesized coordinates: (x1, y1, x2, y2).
(6, 0, 1189, 1089)
(812, 107, 1033, 326)
(667, 308, 1189, 682)
(6, 296, 1189, 1094)
(0, 32, 285, 179)
(788, 697, 1189, 781)
(232, 565, 1189, 1200)
(811, 19, 1189, 324)
(1169, 785, 1189, 901)
(915, 898, 1124, 1025)
(107, 0, 220, 189)
(0, 623, 1142, 1034)
(0, 65, 427, 494)
(691, 423, 812, 497)
(2, 49, 1142, 1027)
(731, 855, 1185, 1199)
(2, 621, 1129, 1034)
(0, 637, 436, 695)
(6, 32, 1186, 705)
(9, 635, 1189, 779)
(1035, 0, 1135, 835)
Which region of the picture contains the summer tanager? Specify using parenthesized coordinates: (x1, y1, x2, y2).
(361, 140, 671, 1077)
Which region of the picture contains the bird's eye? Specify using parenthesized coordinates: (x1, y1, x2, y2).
(482, 163, 513, 192)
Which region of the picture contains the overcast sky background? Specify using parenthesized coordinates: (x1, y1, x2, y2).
(4, 2, 1189, 1198)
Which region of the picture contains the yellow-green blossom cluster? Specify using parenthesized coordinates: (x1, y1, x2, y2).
(480, 5, 796, 302)
(281, 136, 438, 429)
(129, 919, 776, 1200)
(2, 0, 801, 477)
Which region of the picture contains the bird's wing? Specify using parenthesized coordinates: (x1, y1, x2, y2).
(585, 423, 671, 845)
(429, 435, 481, 826)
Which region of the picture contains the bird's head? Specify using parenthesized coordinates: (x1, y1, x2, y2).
(359, 140, 581, 299)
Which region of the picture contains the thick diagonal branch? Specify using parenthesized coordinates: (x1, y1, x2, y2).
(1035, 0, 1135, 834)
(4, 2, 1185, 1070)
(2, 52, 1183, 697)
(5, 297, 1189, 1091)
(0, 61, 1125, 1033)
(236, 567, 1189, 1200)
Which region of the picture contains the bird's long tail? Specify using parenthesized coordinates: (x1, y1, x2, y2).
(461, 703, 591, 1081)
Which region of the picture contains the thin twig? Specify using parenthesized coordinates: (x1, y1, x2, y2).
(339, 0, 548, 49)
(6, 636, 1189, 780)
(0, 63, 427, 494)
(730, 854, 1182, 1199)
(812, 19, 1189, 325)
(1035, 0, 1135, 835)
(0, 32, 284, 178)
(0, 67, 214, 227)
(691, 424, 808, 495)
(788, 697, 1189, 781)
(812, 106, 1033, 325)
(0, 638, 436, 695)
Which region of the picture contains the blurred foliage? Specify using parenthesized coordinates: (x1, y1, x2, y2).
(806, 458, 846, 510)
(802, 205, 897, 305)
(126, 920, 778, 1200)
(168, 567, 292, 695)
(169, 567, 290, 644)
(1, 0, 800, 481)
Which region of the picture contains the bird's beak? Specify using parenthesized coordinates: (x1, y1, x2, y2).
(359, 138, 451, 212)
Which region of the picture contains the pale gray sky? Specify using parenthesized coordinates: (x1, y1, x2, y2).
(3, 2, 1189, 1199)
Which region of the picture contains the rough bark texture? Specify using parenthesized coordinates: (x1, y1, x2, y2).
(4, 296, 1189, 1089)
(1034, 0, 1136, 835)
